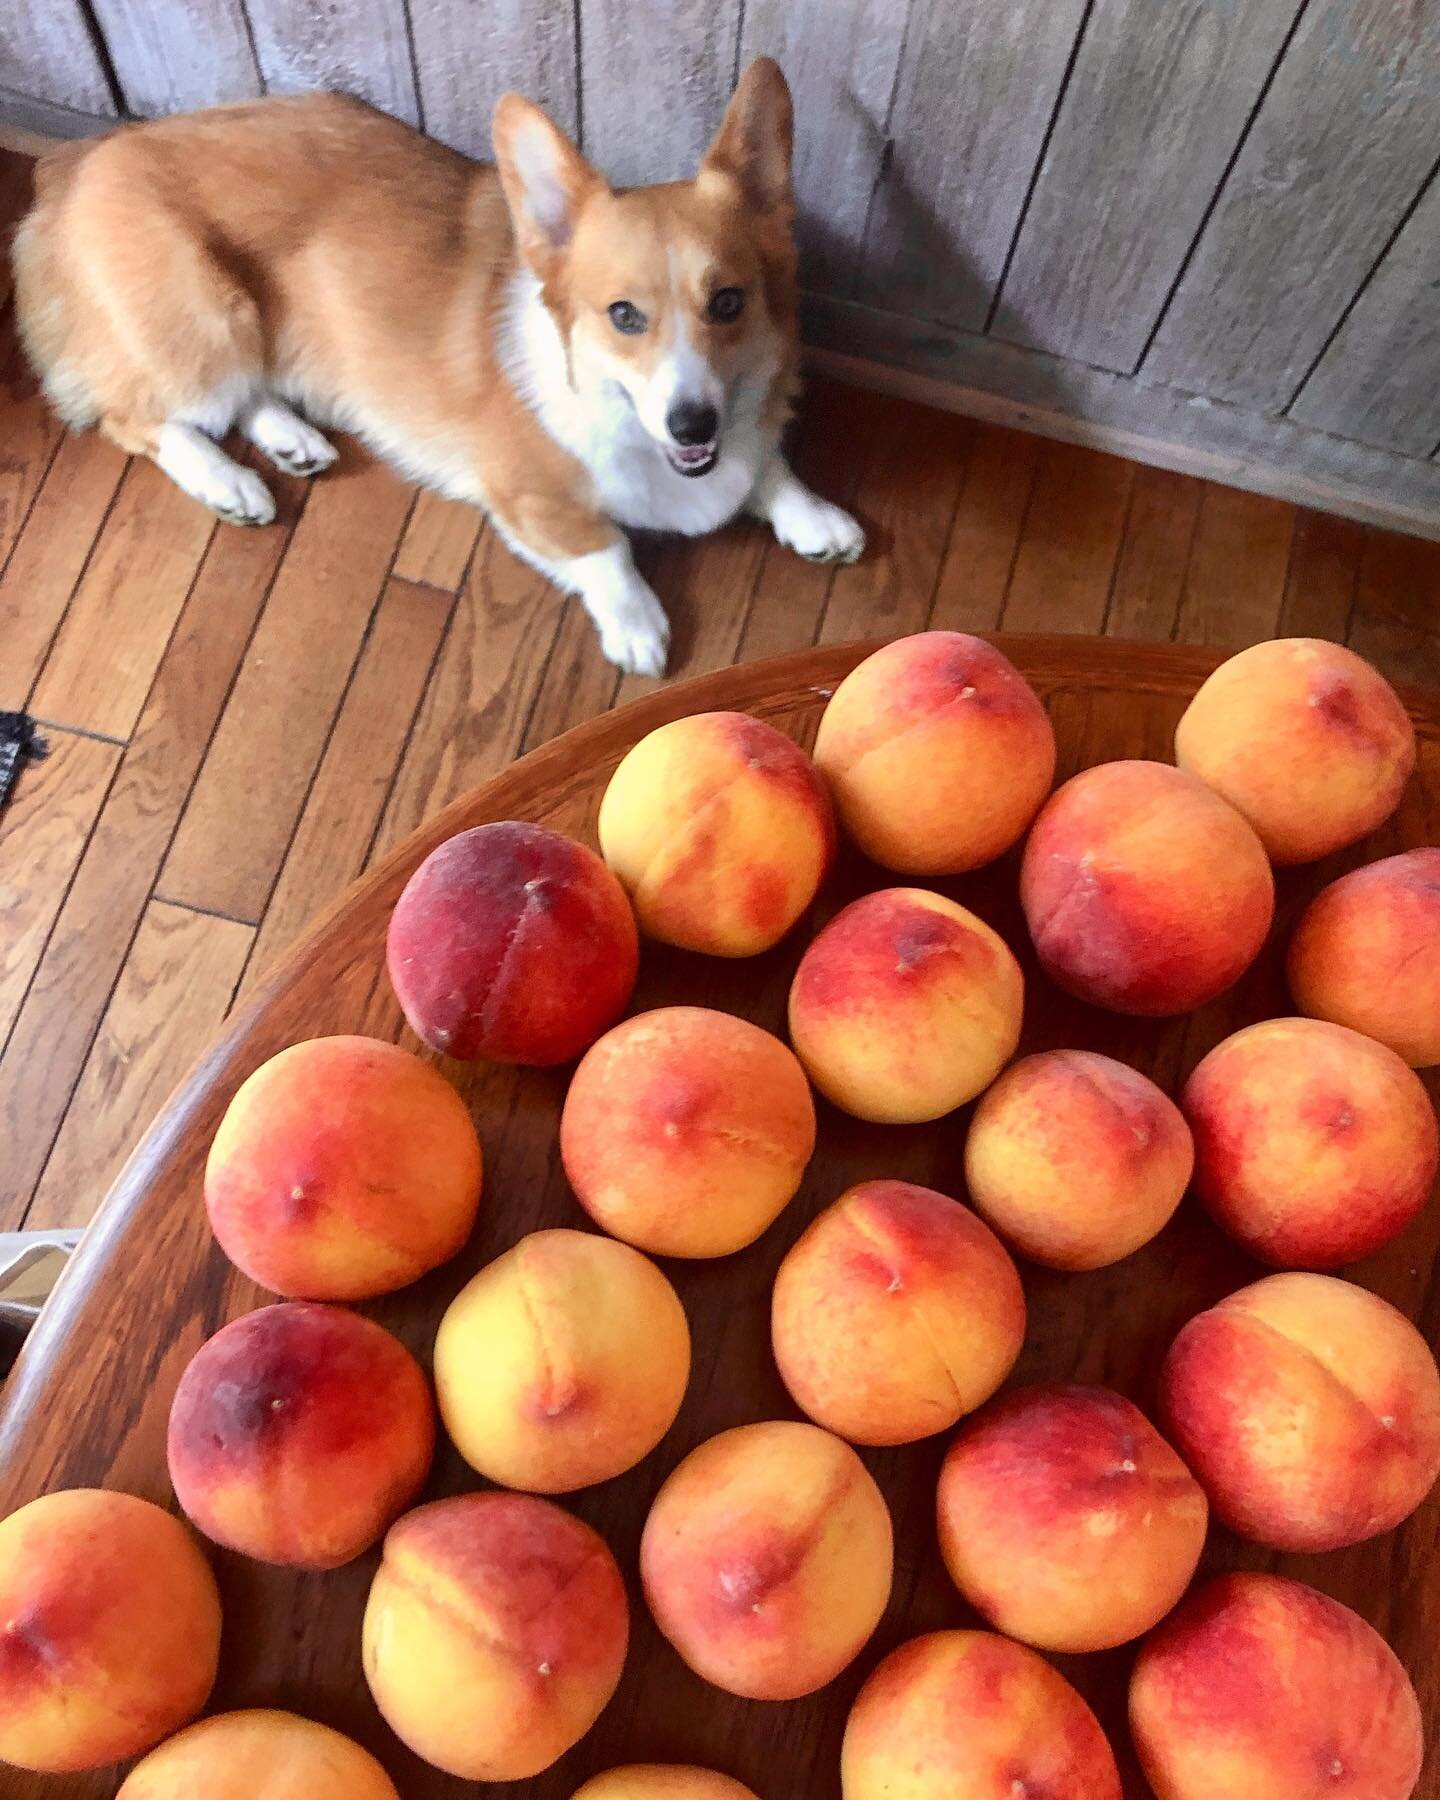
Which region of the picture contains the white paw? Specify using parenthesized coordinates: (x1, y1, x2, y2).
(246, 404, 338, 477)
(772, 492, 865, 565)
(205, 463, 276, 526)
(597, 583, 671, 677)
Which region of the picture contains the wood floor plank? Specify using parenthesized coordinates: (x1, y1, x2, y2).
(1277, 510, 1364, 642)
(0, 431, 130, 712)
(160, 449, 414, 920)
(0, 729, 119, 1051)
(514, 598, 622, 761)
(929, 423, 1041, 635)
(1347, 529, 1440, 688)
(1000, 442, 1136, 636)
(392, 489, 484, 591)
(1173, 486, 1296, 650)
(25, 903, 253, 1232)
(0, 306, 64, 575)
(1103, 465, 1202, 642)
(247, 577, 450, 987)
(0, 468, 305, 1222)
(30, 459, 219, 739)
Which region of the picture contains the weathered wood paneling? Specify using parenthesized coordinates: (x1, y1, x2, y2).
(0, 2, 115, 116)
(244, 0, 419, 122)
(408, 0, 578, 157)
(579, 0, 740, 184)
(88, 0, 259, 115)
(994, 0, 1304, 372)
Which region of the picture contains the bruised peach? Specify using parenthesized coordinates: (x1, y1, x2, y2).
(1183, 1017, 1438, 1268)
(965, 1049, 1193, 1269)
(434, 1228, 690, 1493)
(813, 631, 1056, 874)
(771, 1180, 1025, 1446)
(841, 1630, 1122, 1800)
(1160, 1272, 1440, 1551)
(117, 1710, 399, 1799)
(597, 711, 834, 956)
(640, 1421, 892, 1701)
(167, 1302, 434, 1568)
(205, 1035, 482, 1299)
(937, 1385, 1207, 1653)
(1176, 637, 1416, 863)
(1021, 760, 1274, 1016)
(788, 889, 1023, 1123)
(560, 1007, 816, 1258)
(0, 1490, 220, 1774)
(1290, 848, 1440, 1066)
(388, 820, 638, 1063)
(571, 1770, 759, 1800)
(363, 1492, 628, 1781)
(1130, 1574, 1423, 1800)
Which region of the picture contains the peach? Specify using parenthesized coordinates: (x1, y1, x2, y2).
(965, 1049, 1193, 1269)
(0, 1489, 220, 1773)
(571, 1770, 759, 1800)
(1175, 637, 1416, 863)
(770, 1179, 1025, 1446)
(434, 1228, 690, 1492)
(363, 1492, 628, 1781)
(1130, 1574, 1423, 1800)
(813, 631, 1056, 874)
(168, 1301, 434, 1568)
(1183, 1017, 1438, 1268)
(936, 1385, 1208, 1653)
(597, 711, 834, 956)
(1022, 759, 1274, 1015)
(1289, 848, 1440, 1066)
(117, 1710, 399, 1799)
(560, 1007, 816, 1258)
(640, 1420, 892, 1700)
(841, 1631, 1122, 1800)
(1160, 1272, 1440, 1551)
(788, 889, 1023, 1123)
(205, 1035, 482, 1299)
(387, 820, 638, 1063)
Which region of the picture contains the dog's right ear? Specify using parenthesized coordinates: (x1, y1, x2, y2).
(493, 95, 605, 282)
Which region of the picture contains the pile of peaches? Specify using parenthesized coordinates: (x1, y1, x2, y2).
(2, 630, 1439, 1799)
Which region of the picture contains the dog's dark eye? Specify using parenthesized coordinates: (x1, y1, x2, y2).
(709, 287, 745, 323)
(608, 300, 647, 335)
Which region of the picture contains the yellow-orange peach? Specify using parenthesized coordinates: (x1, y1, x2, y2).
(434, 1228, 690, 1492)
(0, 1490, 220, 1773)
(1289, 848, 1440, 1066)
(788, 889, 1023, 1123)
(965, 1049, 1193, 1269)
(1130, 1574, 1422, 1800)
(1175, 637, 1416, 863)
(571, 1769, 759, 1800)
(640, 1421, 892, 1700)
(1160, 1272, 1440, 1551)
(205, 1035, 483, 1299)
(771, 1180, 1025, 1446)
(937, 1385, 1207, 1653)
(560, 1007, 816, 1257)
(598, 711, 834, 956)
(1183, 1017, 1438, 1268)
(363, 1492, 628, 1781)
(167, 1302, 434, 1567)
(1021, 760, 1274, 1016)
(841, 1631, 1122, 1800)
(814, 631, 1056, 874)
(118, 1711, 399, 1798)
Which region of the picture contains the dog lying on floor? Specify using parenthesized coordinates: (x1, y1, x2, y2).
(12, 56, 864, 677)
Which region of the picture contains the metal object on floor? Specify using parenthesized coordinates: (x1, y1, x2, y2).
(0, 1231, 80, 1377)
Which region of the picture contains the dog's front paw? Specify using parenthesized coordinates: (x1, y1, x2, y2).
(771, 490, 866, 565)
(208, 464, 277, 527)
(598, 584, 671, 678)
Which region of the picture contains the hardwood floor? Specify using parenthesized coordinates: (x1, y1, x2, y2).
(3, 147, 1439, 1236)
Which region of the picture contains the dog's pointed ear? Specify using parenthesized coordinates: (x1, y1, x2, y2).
(699, 57, 793, 215)
(493, 94, 605, 279)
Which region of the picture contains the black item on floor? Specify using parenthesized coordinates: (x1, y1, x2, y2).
(0, 712, 43, 814)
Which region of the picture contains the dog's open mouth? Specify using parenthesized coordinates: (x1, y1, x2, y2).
(667, 442, 719, 478)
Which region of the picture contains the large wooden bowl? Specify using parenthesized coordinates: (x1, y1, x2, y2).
(4, 637, 1439, 1799)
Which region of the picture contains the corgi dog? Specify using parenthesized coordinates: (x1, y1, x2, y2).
(12, 57, 863, 676)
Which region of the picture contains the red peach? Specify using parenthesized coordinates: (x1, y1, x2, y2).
(1183, 1017, 1438, 1268)
(117, 1710, 399, 1798)
(167, 1301, 434, 1568)
(813, 631, 1056, 874)
(205, 1035, 483, 1299)
(1130, 1574, 1423, 1799)
(1160, 1272, 1440, 1551)
(387, 820, 638, 1063)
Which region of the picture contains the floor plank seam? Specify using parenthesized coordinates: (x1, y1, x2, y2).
(920, 431, 979, 633)
(992, 450, 1045, 633)
(1096, 464, 1142, 637)
(150, 895, 259, 928)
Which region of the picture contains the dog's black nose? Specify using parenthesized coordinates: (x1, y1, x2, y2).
(667, 400, 719, 446)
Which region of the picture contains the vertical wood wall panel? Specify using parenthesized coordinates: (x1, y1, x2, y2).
(1142, 0, 1440, 410)
(994, 0, 1303, 372)
(0, 1, 116, 116)
(409, 0, 577, 157)
(243, 0, 419, 122)
(579, 0, 740, 184)
(88, 0, 259, 114)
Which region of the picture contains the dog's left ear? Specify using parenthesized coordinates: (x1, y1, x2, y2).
(699, 57, 793, 216)
(493, 93, 606, 281)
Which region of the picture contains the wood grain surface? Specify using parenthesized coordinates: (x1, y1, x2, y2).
(3, 636, 1440, 1799)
